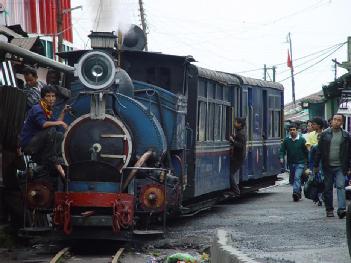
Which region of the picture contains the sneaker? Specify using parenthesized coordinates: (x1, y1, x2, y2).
(337, 209, 346, 219)
(326, 210, 334, 217)
(317, 201, 322, 206)
(292, 193, 300, 202)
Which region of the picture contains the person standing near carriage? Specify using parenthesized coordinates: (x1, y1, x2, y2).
(280, 123, 308, 202)
(314, 114, 351, 218)
(229, 117, 247, 195)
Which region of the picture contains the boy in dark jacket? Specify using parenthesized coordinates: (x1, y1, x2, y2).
(280, 123, 308, 201)
(20, 85, 69, 179)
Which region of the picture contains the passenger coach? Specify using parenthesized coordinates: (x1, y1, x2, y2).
(119, 50, 284, 202)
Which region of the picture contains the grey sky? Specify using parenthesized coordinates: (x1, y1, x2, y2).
(71, 0, 351, 103)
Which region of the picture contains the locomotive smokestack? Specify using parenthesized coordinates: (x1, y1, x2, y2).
(88, 31, 117, 49)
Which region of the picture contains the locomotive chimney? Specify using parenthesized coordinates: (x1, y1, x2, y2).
(88, 31, 116, 49)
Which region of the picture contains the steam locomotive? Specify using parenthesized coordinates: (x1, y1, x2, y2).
(0, 25, 284, 240)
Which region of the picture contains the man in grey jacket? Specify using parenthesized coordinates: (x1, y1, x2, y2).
(314, 114, 351, 218)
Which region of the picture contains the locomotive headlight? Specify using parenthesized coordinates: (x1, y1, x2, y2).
(74, 50, 116, 90)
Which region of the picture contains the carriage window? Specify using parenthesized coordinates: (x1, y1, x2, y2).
(269, 96, 275, 109)
(242, 91, 248, 117)
(216, 84, 223, 100)
(214, 104, 221, 141)
(269, 111, 274, 138)
(275, 96, 281, 109)
(159, 67, 171, 88)
(223, 86, 229, 102)
(207, 103, 215, 141)
(146, 67, 156, 85)
(197, 101, 207, 141)
(207, 82, 215, 98)
(222, 106, 227, 140)
(274, 111, 281, 137)
(198, 79, 206, 97)
(268, 95, 281, 138)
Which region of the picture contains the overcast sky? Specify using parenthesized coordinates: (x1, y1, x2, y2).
(71, 0, 351, 103)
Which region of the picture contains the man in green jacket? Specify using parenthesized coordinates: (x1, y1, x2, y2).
(280, 123, 308, 201)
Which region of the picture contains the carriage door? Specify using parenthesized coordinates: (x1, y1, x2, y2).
(262, 90, 268, 173)
(246, 88, 254, 178)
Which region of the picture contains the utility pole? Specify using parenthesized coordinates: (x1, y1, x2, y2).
(332, 58, 340, 80)
(340, 36, 351, 72)
(56, 0, 63, 61)
(263, 65, 276, 82)
(287, 32, 296, 105)
(138, 0, 148, 51)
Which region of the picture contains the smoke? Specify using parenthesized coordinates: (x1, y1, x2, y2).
(88, 0, 134, 34)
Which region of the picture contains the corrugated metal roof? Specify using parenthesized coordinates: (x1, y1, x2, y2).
(232, 73, 284, 90)
(285, 90, 324, 110)
(196, 66, 241, 85)
(0, 26, 22, 38)
(10, 37, 40, 51)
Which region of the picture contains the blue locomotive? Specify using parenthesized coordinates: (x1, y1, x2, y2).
(0, 26, 284, 239)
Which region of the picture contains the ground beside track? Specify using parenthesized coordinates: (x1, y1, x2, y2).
(0, 173, 349, 262)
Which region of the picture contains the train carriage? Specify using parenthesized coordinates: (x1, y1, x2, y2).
(235, 76, 284, 185)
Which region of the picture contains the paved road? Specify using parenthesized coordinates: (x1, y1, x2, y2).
(154, 173, 350, 263)
(223, 174, 350, 263)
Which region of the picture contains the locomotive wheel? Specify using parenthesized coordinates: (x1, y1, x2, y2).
(347, 203, 351, 258)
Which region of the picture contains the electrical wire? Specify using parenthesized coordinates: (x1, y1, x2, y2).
(235, 41, 346, 75)
(277, 42, 346, 82)
(277, 42, 346, 75)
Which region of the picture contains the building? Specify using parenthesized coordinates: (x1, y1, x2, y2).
(284, 90, 325, 122)
(0, 0, 73, 59)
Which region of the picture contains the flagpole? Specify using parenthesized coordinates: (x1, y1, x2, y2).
(288, 32, 296, 105)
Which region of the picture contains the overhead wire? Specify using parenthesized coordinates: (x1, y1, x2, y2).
(276, 42, 346, 75)
(235, 41, 346, 75)
(277, 42, 346, 82)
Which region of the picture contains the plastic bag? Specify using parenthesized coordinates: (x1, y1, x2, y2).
(166, 253, 197, 263)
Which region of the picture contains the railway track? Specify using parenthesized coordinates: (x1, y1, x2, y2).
(49, 246, 125, 263)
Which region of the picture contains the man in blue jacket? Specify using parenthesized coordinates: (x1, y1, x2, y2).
(280, 123, 308, 202)
(20, 85, 70, 178)
(314, 114, 351, 218)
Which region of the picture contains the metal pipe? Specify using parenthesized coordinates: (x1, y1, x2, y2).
(122, 150, 153, 191)
(0, 41, 74, 73)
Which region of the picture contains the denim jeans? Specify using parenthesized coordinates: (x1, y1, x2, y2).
(323, 166, 346, 211)
(289, 163, 305, 194)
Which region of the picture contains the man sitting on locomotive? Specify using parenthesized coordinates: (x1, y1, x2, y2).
(229, 117, 247, 195)
(23, 66, 45, 111)
(20, 85, 70, 179)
